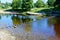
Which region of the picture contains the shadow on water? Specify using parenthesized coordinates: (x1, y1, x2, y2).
(48, 16, 60, 38)
(54, 17, 60, 37)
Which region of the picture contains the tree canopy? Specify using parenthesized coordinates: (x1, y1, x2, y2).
(47, 0, 56, 7)
(35, 0, 45, 8)
(54, 0, 60, 7)
(53, 0, 60, 10)
(22, 0, 34, 11)
(11, 0, 21, 9)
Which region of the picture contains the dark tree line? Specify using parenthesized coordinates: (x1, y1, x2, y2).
(11, 0, 45, 11)
(54, 0, 60, 8)
(11, 0, 34, 11)
(22, 0, 34, 11)
(11, 0, 21, 9)
(35, 0, 45, 8)
(47, 0, 60, 9)
(11, 0, 60, 11)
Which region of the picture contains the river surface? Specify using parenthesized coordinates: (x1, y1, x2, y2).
(0, 14, 60, 40)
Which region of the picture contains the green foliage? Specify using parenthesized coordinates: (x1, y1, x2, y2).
(47, 0, 56, 7)
(11, 0, 21, 9)
(22, 0, 34, 11)
(4, 3, 11, 8)
(54, 0, 60, 6)
(44, 4, 48, 8)
(35, 0, 45, 8)
(54, 0, 60, 10)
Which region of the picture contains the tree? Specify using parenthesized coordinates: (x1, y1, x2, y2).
(5, 2, 11, 8)
(11, 0, 21, 9)
(22, 0, 34, 11)
(54, 0, 60, 8)
(47, 0, 56, 7)
(54, 0, 60, 10)
(35, 0, 45, 8)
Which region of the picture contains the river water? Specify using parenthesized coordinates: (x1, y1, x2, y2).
(0, 14, 60, 40)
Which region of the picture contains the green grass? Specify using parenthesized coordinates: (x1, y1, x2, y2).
(30, 7, 55, 13)
(30, 7, 52, 13)
(0, 7, 3, 10)
(30, 8, 45, 12)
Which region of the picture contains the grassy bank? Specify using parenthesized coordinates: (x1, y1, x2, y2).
(30, 7, 53, 13)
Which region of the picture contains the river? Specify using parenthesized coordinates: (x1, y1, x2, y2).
(0, 14, 60, 40)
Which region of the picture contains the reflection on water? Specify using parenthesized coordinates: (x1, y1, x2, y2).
(12, 15, 21, 28)
(48, 17, 56, 26)
(0, 14, 60, 40)
(24, 23, 32, 33)
(54, 17, 60, 38)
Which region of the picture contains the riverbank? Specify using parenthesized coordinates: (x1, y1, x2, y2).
(0, 8, 45, 16)
(0, 8, 48, 14)
(0, 9, 20, 14)
(0, 7, 60, 16)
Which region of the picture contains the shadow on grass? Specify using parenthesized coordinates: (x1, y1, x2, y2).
(37, 8, 53, 14)
(4, 9, 28, 13)
(36, 8, 60, 16)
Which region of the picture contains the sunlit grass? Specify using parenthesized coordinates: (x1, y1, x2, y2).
(0, 7, 3, 10)
(30, 7, 50, 13)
